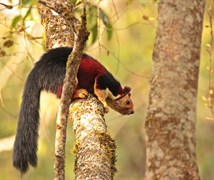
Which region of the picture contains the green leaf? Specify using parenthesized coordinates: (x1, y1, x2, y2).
(11, 15, 22, 28)
(22, 0, 31, 5)
(98, 8, 113, 41)
(105, 21, 113, 41)
(91, 23, 98, 44)
(87, 4, 98, 44)
(86, 3, 113, 43)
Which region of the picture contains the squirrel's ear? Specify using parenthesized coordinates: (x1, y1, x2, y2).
(115, 86, 132, 101)
(123, 86, 131, 94)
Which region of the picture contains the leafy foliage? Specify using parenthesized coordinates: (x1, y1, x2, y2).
(85, 3, 113, 44)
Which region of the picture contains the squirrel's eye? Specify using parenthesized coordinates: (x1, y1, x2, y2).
(126, 100, 130, 105)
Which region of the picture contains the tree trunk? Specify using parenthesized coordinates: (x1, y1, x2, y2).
(145, 0, 205, 179)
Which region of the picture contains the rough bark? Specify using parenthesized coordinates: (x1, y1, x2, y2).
(70, 95, 117, 180)
(145, 0, 205, 179)
(37, 0, 74, 48)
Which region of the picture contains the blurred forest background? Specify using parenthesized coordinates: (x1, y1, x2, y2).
(0, 0, 213, 179)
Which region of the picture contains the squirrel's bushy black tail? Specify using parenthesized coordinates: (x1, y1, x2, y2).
(13, 69, 41, 174)
(12, 47, 69, 174)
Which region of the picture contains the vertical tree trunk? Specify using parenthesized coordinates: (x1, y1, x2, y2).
(145, 0, 205, 179)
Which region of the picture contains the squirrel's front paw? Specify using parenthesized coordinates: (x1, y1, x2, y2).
(73, 89, 89, 99)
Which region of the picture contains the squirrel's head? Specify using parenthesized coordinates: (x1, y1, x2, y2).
(107, 87, 134, 115)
